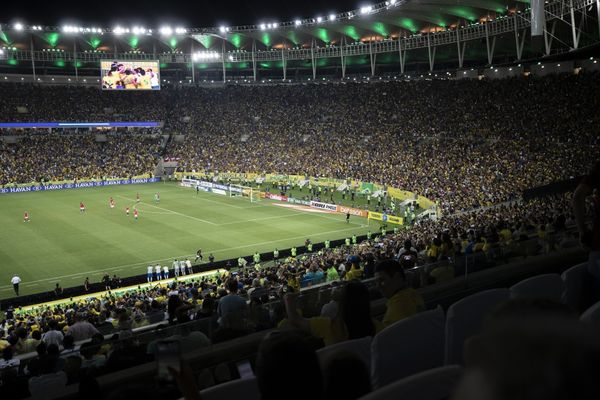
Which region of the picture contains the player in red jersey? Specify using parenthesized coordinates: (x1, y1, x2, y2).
(126, 207, 130, 216)
(134, 208, 139, 220)
(80, 202, 86, 213)
(24, 212, 30, 222)
(109, 197, 115, 209)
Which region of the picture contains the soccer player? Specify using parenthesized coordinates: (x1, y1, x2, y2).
(147, 265, 153, 282)
(186, 259, 193, 275)
(126, 207, 130, 216)
(346, 212, 350, 223)
(136, 193, 140, 203)
(155, 264, 162, 281)
(195, 248, 203, 262)
(173, 259, 180, 277)
(80, 202, 86, 213)
(84, 277, 90, 292)
(23, 211, 30, 222)
(179, 259, 186, 276)
(109, 198, 115, 209)
(134, 208, 139, 221)
(155, 192, 160, 203)
(162, 265, 169, 280)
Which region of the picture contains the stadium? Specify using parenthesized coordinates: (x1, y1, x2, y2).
(0, 0, 599, 398)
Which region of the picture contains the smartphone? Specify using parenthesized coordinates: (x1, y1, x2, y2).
(236, 360, 254, 379)
(156, 340, 181, 383)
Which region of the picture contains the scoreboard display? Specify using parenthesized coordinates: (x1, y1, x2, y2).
(100, 60, 160, 90)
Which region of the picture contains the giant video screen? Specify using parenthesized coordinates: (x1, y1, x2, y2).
(100, 60, 160, 90)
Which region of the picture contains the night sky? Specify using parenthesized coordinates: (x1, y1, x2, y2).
(3, 0, 366, 28)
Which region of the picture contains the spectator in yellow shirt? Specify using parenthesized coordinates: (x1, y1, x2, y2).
(375, 259, 425, 329)
(284, 280, 376, 346)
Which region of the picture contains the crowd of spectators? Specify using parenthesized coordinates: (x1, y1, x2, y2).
(1, 74, 598, 212)
(0, 133, 162, 185)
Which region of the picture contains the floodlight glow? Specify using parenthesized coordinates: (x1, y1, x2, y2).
(259, 23, 266, 30)
(267, 23, 272, 29)
(219, 26, 226, 33)
(14, 22, 24, 31)
(273, 22, 278, 28)
(329, 14, 336, 21)
(390, 0, 397, 4)
(360, 5, 373, 14)
(294, 20, 302, 26)
(160, 26, 173, 36)
(175, 27, 186, 34)
(316, 16, 323, 23)
(114, 26, 125, 35)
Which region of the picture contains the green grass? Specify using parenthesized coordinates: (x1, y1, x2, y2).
(0, 182, 375, 299)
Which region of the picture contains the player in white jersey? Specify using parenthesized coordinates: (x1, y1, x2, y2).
(186, 259, 193, 275)
(162, 265, 169, 280)
(179, 260, 186, 276)
(147, 266, 153, 282)
(155, 264, 162, 281)
(173, 259, 180, 277)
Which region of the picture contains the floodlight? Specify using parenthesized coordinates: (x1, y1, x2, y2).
(316, 17, 323, 23)
(14, 22, 24, 31)
(294, 20, 302, 26)
(329, 14, 336, 21)
(360, 6, 373, 14)
(273, 22, 278, 28)
(175, 27, 186, 34)
(219, 26, 226, 33)
(259, 23, 266, 30)
(390, 0, 397, 4)
(114, 26, 125, 35)
(160, 26, 173, 36)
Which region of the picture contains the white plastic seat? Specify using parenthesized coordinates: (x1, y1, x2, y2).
(561, 262, 589, 310)
(371, 307, 445, 389)
(317, 336, 372, 372)
(445, 288, 509, 365)
(359, 365, 463, 400)
(510, 273, 565, 302)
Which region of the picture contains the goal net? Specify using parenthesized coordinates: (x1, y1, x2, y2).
(229, 184, 260, 202)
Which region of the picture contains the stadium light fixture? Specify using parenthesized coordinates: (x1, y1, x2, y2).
(294, 20, 302, 26)
(175, 27, 186, 34)
(14, 22, 24, 31)
(272, 22, 278, 28)
(316, 16, 323, 23)
(329, 14, 336, 21)
(360, 5, 373, 14)
(259, 23, 266, 30)
(114, 26, 125, 35)
(160, 26, 173, 36)
(219, 26, 227, 33)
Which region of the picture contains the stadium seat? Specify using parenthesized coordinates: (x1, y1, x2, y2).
(197, 376, 260, 400)
(561, 262, 589, 311)
(444, 288, 509, 365)
(510, 273, 565, 302)
(580, 300, 600, 323)
(359, 365, 463, 400)
(316, 336, 372, 372)
(371, 306, 445, 389)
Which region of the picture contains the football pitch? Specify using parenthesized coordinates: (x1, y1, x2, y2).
(0, 182, 373, 299)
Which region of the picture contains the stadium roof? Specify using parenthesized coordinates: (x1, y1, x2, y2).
(1, 0, 530, 50)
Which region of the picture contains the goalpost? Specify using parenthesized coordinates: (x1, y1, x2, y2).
(229, 184, 260, 203)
